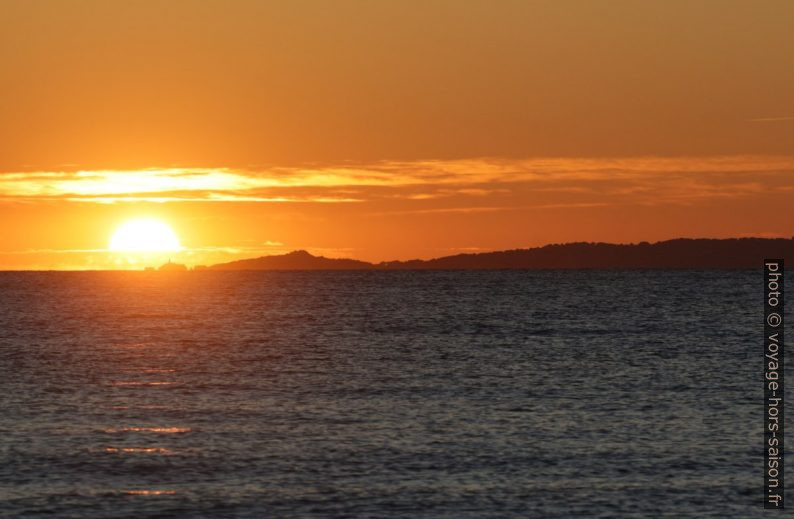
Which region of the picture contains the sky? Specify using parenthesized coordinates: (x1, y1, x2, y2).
(1, 0, 793, 269)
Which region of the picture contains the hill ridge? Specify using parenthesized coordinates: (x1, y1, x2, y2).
(206, 237, 794, 270)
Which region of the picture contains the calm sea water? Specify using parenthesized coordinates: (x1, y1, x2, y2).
(0, 270, 780, 517)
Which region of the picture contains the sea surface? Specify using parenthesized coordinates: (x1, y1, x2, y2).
(0, 270, 782, 517)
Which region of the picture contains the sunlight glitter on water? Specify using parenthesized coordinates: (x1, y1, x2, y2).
(103, 427, 192, 434)
(110, 381, 175, 386)
(110, 405, 171, 410)
(124, 490, 177, 496)
(104, 447, 175, 454)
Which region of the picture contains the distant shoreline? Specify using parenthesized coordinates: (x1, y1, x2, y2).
(202, 237, 794, 271)
(2, 238, 793, 272)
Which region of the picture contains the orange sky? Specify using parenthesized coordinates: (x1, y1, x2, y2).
(1, 1, 793, 269)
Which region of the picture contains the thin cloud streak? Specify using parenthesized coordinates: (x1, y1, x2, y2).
(749, 116, 794, 122)
(0, 243, 287, 256)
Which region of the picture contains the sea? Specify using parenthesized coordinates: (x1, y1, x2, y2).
(0, 270, 782, 517)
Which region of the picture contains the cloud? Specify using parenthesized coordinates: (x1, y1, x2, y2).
(750, 116, 794, 123)
(0, 156, 792, 208)
(371, 206, 517, 216)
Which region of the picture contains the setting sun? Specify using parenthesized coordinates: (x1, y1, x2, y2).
(109, 219, 181, 253)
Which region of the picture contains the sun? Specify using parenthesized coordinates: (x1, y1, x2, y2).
(109, 219, 181, 252)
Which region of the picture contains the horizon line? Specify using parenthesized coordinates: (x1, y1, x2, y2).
(3, 235, 793, 272)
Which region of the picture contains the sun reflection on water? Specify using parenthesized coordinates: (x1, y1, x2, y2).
(110, 405, 171, 410)
(111, 381, 175, 386)
(105, 447, 175, 454)
(103, 427, 192, 434)
(124, 490, 177, 496)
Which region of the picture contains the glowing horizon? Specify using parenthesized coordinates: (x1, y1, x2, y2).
(1, 1, 792, 269)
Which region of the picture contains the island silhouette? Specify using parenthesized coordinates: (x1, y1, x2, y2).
(203, 238, 794, 270)
(157, 259, 188, 272)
